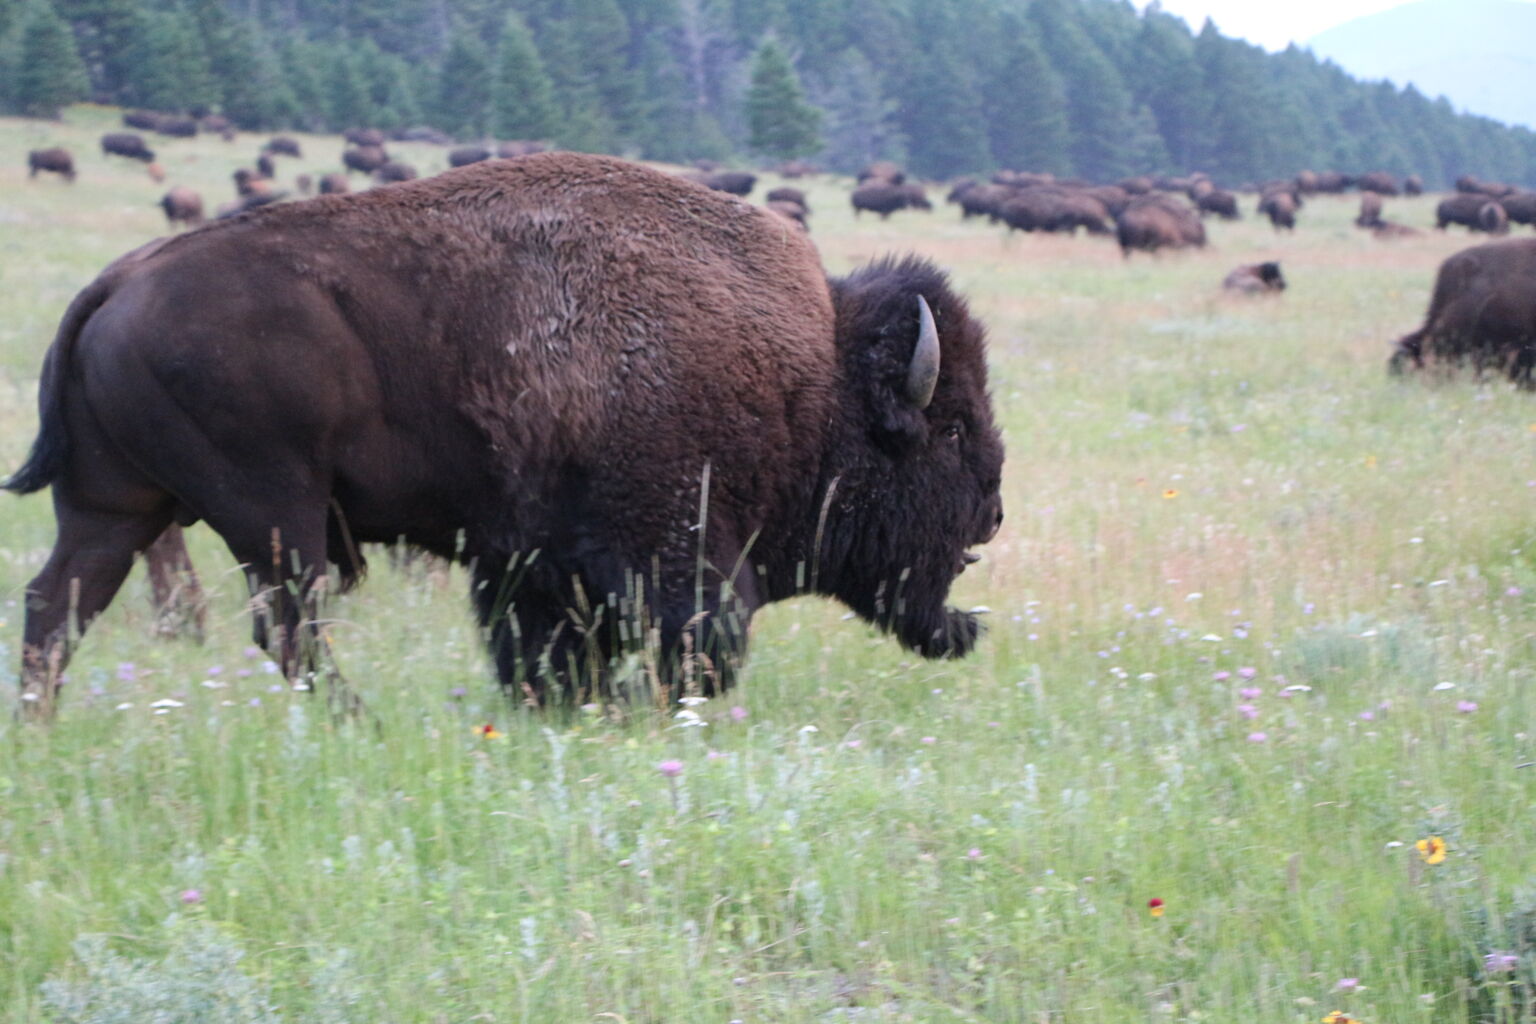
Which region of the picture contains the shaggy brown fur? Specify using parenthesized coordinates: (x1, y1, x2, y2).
(8, 153, 1004, 715)
(1390, 237, 1536, 385)
(1116, 194, 1206, 256)
(28, 148, 74, 182)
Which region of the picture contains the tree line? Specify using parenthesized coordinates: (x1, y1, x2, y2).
(2, 0, 1533, 187)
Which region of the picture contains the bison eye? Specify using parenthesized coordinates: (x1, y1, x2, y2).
(943, 423, 963, 442)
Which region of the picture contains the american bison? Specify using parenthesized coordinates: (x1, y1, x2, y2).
(256, 153, 276, 178)
(375, 161, 418, 183)
(123, 111, 162, 131)
(1404, 174, 1424, 197)
(101, 133, 154, 162)
(318, 173, 350, 195)
(955, 184, 1011, 221)
(1479, 201, 1511, 236)
(700, 171, 756, 196)
(201, 114, 232, 135)
(449, 145, 492, 168)
(156, 117, 198, 138)
(1438, 194, 1500, 231)
(1503, 192, 1536, 228)
(1196, 189, 1240, 220)
(1117, 194, 1206, 256)
(6, 153, 1004, 716)
(497, 140, 549, 159)
(852, 183, 931, 219)
(1223, 261, 1286, 294)
(28, 148, 75, 182)
(264, 136, 302, 157)
(766, 186, 808, 211)
(345, 128, 387, 147)
(776, 159, 816, 178)
(233, 167, 270, 197)
(343, 145, 389, 175)
(1389, 237, 1536, 385)
(1356, 191, 1383, 228)
(1357, 171, 1398, 196)
(858, 161, 905, 185)
(1000, 189, 1110, 236)
(1258, 189, 1297, 231)
(766, 199, 808, 230)
(159, 186, 205, 227)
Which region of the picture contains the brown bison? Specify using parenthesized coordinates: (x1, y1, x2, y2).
(295, 173, 314, 196)
(1000, 189, 1110, 236)
(449, 145, 492, 168)
(852, 183, 931, 219)
(1258, 189, 1297, 231)
(1196, 189, 1240, 220)
(156, 117, 198, 138)
(123, 111, 162, 131)
(343, 145, 389, 175)
(1456, 175, 1517, 198)
(28, 148, 75, 182)
(1503, 192, 1536, 228)
(1117, 194, 1206, 256)
(263, 136, 302, 157)
(858, 161, 905, 185)
(345, 128, 387, 147)
(375, 161, 418, 183)
(1356, 191, 1384, 228)
(1223, 261, 1286, 294)
(1438, 194, 1500, 231)
(6, 153, 1004, 716)
(1404, 174, 1424, 197)
(766, 199, 808, 230)
(955, 184, 1012, 221)
(497, 140, 549, 159)
(776, 159, 816, 178)
(766, 186, 808, 210)
(700, 171, 756, 196)
(1357, 171, 1398, 197)
(233, 167, 270, 197)
(201, 114, 232, 135)
(1389, 237, 1536, 385)
(159, 186, 205, 227)
(101, 133, 155, 162)
(256, 153, 276, 178)
(318, 173, 351, 195)
(1479, 201, 1510, 236)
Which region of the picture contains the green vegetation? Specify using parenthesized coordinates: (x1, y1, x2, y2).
(3, 114, 1536, 1021)
(3, 0, 1535, 183)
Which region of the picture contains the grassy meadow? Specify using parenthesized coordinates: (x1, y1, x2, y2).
(2, 106, 1536, 1022)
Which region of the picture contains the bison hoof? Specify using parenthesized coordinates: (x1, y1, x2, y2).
(921, 608, 983, 659)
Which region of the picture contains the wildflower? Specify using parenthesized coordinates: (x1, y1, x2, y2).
(1162, 489, 1179, 499)
(1485, 952, 1520, 973)
(729, 705, 748, 722)
(450, 686, 467, 699)
(1457, 700, 1479, 714)
(1246, 731, 1268, 743)
(966, 848, 983, 861)
(1213, 670, 1231, 682)
(920, 736, 936, 745)
(475, 723, 503, 739)
(1507, 586, 1523, 597)
(706, 749, 726, 760)
(179, 889, 203, 905)
(658, 759, 684, 778)
(1322, 1012, 1358, 1024)
(1238, 703, 1259, 720)
(846, 739, 863, 749)
(207, 665, 224, 676)
(1359, 711, 1375, 722)
(1238, 667, 1256, 679)
(116, 662, 137, 682)
(1336, 978, 1361, 992)
(1416, 836, 1446, 865)
(1147, 897, 1165, 917)
(1240, 687, 1263, 699)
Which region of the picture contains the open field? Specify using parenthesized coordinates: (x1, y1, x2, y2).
(3, 108, 1536, 1022)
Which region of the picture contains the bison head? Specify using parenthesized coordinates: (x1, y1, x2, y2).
(818, 257, 1004, 659)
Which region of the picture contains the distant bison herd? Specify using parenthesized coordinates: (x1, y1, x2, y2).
(10, 113, 1536, 716)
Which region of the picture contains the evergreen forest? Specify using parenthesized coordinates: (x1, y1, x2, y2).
(2, 0, 1533, 187)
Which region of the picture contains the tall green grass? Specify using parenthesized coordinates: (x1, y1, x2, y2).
(2, 110, 1535, 1022)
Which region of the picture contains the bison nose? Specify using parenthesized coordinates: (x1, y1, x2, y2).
(982, 498, 1003, 543)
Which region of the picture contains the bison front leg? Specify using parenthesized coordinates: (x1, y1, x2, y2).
(143, 525, 207, 642)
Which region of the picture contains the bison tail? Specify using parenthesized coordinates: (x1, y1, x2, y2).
(4, 279, 111, 495)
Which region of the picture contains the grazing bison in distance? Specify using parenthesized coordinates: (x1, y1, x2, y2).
(1502, 192, 1536, 228)
(1258, 189, 1297, 231)
(1223, 261, 1286, 294)
(343, 145, 388, 174)
(123, 111, 161, 131)
(6, 153, 1004, 717)
(766, 199, 808, 230)
(156, 117, 198, 138)
(375, 161, 418, 183)
(1404, 174, 1424, 196)
(345, 128, 387, 147)
(1357, 171, 1398, 196)
(700, 171, 756, 196)
(101, 133, 154, 162)
(449, 145, 491, 167)
(318, 172, 350, 195)
(264, 135, 302, 157)
(1356, 191, 1384, 228)
(497, 140, 549, 159)
(767, 186, 808, 210)
(858, 161, 905, 185)
(159, 186, 204, 227)
(1479, 201, 1511, 235)
(852, 183, 931, 219)
(28, 148, 75, 182)
(1117, 194, 1206, 256)
(1438, 194, 1501, 231)
(1196, 189, 1239, 220)
(1390, 237, 1536, 385)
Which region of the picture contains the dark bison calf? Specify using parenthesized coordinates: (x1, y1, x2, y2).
(101, 133, 154, 162)
(28, 148, 75, 182)
(1223, 261, 1286, 294)
(1404, 175, 1424, 197)
(159, 186, 204, 227)
(1390, 237, 1536, 385)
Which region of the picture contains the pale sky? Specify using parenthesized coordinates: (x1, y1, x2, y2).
(1133, 0, 1530, 51)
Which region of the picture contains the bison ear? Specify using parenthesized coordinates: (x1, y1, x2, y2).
(868, 294, 940, 450)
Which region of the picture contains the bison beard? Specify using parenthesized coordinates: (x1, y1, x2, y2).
(7, 153, 1004, 715)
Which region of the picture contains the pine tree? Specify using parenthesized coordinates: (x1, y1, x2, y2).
(1131, 8, 1212, 173)
(491, 13, 558, 140)
(122, 6, 215, 114)
(1029, 0, 1138, 181)
(14, 0, 89, 117)
(983, 17, 1070, 174)
(745, 37, 821, 159)
(895, 6, 990, 178)
(817, 47, 905, 175)
(435, 23, 492, 138)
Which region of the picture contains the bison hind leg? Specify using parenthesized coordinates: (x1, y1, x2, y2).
(144, 524, 208, 642)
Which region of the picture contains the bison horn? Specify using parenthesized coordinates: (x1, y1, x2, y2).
(906, 295, 940, 409)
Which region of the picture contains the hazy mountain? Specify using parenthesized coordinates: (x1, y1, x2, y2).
(1308, 0, 1536, 128)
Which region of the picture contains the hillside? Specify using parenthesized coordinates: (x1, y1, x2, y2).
(1309, 0, 1536, 129)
